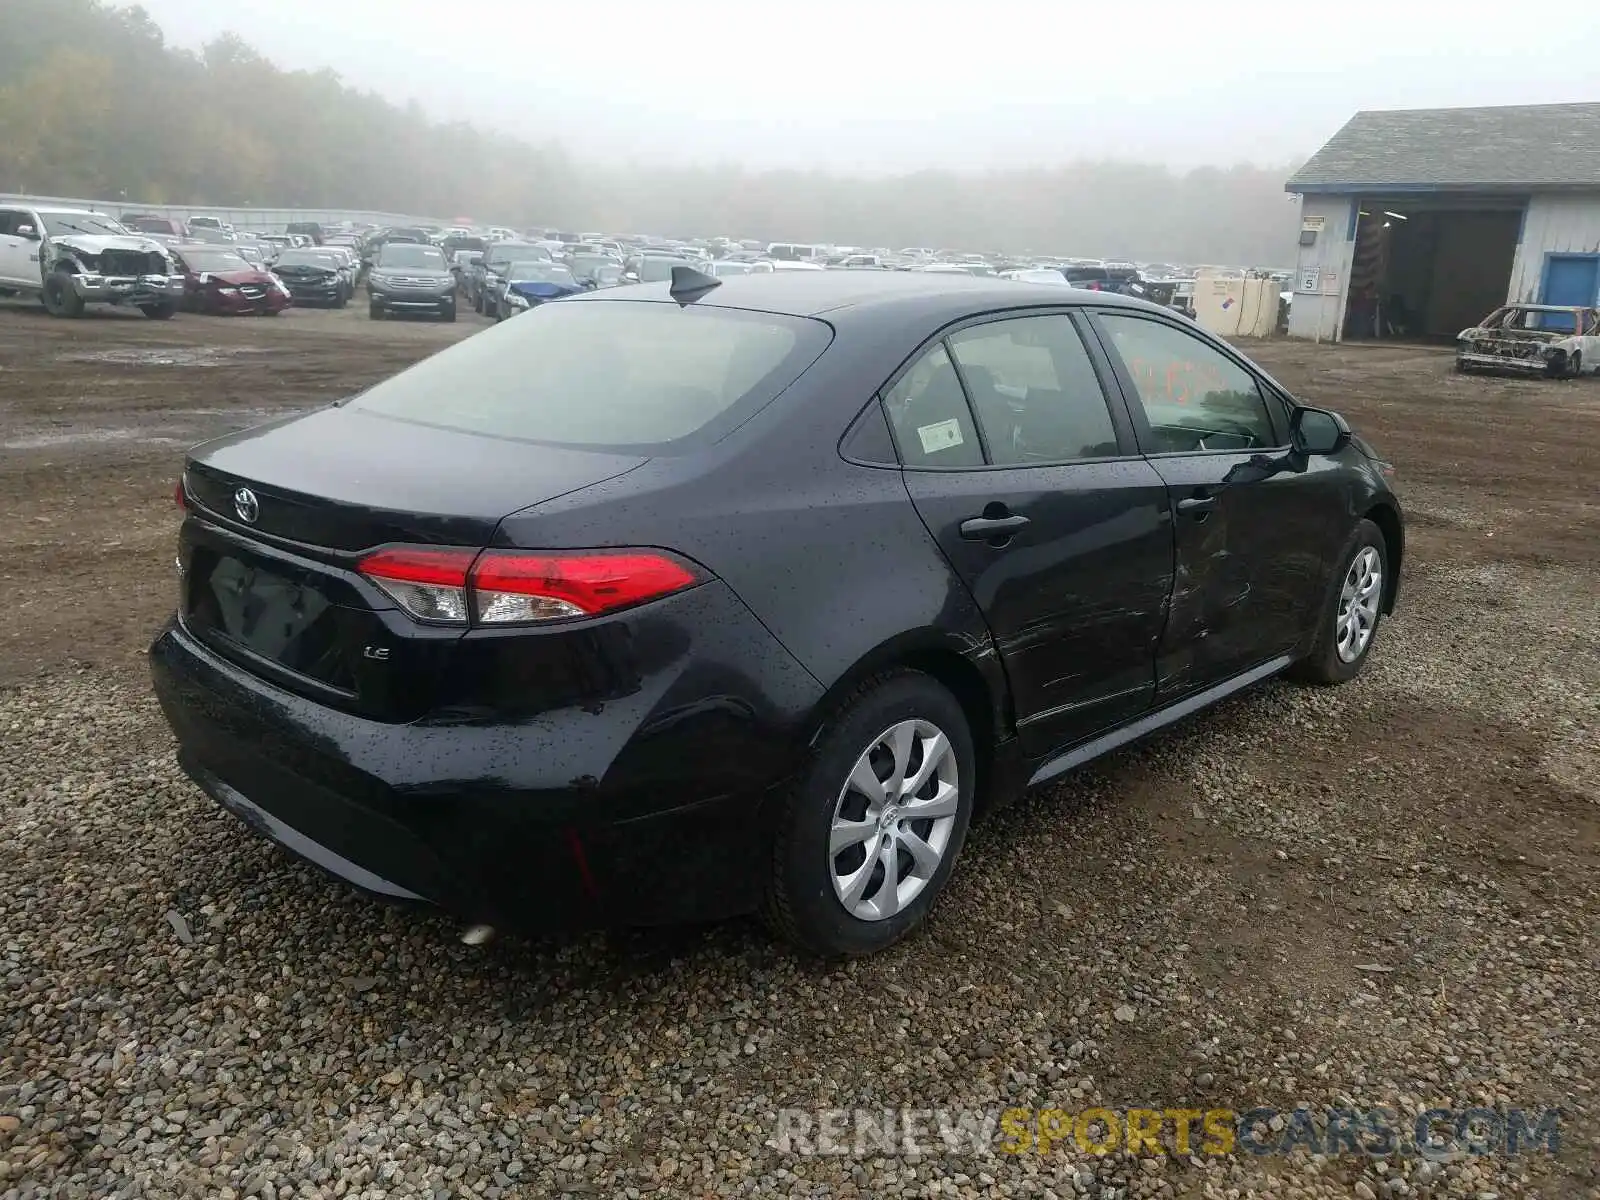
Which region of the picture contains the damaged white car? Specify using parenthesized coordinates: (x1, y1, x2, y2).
(1456, 303, 1600, 378)
(0, 205, 186, 319)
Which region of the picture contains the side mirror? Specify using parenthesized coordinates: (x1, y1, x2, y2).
(16, 224, 38, 240)
(1290, 406, 1350, 455)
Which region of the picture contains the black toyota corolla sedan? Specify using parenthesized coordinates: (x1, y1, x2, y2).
(151, 269, 1403, 957)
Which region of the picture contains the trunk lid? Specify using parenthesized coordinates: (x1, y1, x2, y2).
(179, 405, 648, 718)
(184, 404, 647, 549)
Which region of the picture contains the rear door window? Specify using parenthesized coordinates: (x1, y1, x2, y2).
(349, 299, 832, 452)
(947, 315, 1121, 463)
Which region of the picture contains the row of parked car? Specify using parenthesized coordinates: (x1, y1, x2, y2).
(106, 213, 364, 316)
(0, 203, 356, 319)
(369, 226, 1217, 322)
(0, 201, 1235, 323)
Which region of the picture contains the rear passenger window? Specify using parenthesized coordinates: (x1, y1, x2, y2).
(948, 315, 1120, 464)
(883, 344, 984, 467)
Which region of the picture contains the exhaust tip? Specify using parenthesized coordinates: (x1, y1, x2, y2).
(460, 923, 496, 947)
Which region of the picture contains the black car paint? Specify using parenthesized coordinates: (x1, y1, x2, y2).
(151, 274, 1402, 934)
(183, 407, 649, 551)
(153, 574, 822, 928)
(274, 265, 344, 305)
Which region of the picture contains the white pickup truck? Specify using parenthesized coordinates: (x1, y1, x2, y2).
(0, 203, 186, 318)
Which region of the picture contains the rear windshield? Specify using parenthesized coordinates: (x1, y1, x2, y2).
(348, 300, 832, 452)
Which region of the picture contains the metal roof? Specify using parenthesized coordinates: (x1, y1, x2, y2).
(1288, 103, 1600, 193)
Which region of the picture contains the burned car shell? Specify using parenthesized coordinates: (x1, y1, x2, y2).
(1457, 304, 1600, 377)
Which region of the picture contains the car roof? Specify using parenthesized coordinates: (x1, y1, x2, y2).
(577, 270, 1161, 321)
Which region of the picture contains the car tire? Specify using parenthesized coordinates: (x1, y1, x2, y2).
(369, 302, 384, 321)
(442, 304, 456, 322)
(43, 270, 84, 318)
(1570, 351, 1583, 379)
(763, 671, 976, 958)
(141, 300, 178, 320)
(473, 294, 484, 314)
(1290, 518, 1388, 685)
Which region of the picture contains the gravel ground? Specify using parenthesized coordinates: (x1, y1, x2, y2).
(1, 312, 1597, 1199)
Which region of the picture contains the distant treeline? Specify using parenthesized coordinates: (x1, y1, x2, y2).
(0, 1, 1302, 264)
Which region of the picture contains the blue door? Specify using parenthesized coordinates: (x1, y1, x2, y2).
(1543, 254, 1600, 306)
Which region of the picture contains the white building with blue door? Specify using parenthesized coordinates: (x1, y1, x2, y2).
(1284, 102, 1600, 342)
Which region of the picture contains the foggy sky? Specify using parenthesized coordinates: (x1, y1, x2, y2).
(130, 0, 1600, 173)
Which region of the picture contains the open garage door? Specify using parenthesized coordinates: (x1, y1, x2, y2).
(1343, 198, 1524, 340)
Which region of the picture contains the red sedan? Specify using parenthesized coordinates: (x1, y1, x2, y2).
(170, 245, 292, 316)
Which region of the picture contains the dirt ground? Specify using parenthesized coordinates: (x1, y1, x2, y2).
(0, 300, 475, 683)
(1, 298, 1597, 1195)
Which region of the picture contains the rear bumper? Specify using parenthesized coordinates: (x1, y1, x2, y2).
(149, 586, 822, 931)
(184, 760, 430, 901)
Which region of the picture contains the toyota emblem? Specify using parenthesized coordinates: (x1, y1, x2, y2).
(233, 487, 260, 524)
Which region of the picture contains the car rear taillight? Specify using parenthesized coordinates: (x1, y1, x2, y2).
(357, 546, 703, 626)
(472, 550, 701, 623)
(358, 546, 475, 624)
(174, 477, 187, 510)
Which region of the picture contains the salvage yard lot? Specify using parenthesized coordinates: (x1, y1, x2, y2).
(1, 303, 1597, 1198)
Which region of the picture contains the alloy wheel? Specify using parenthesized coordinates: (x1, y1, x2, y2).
(829, 719, 959, 921)
(1335, 546, 1382, 663)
